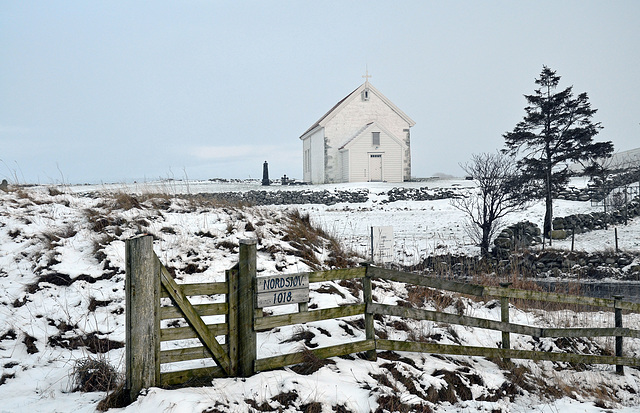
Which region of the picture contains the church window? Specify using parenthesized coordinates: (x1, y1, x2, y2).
(372, 132, 380, 146)
(362, 88, 370, 101)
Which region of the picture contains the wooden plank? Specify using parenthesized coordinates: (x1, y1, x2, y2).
(541, 327, 640, 339)
(256, 288, 309, 308)
(160, 282, 227, 298)
(160, 303, 228, 320)
(368, 267, 640, 313)
(160, 323, 228, 342)
(160, 366, 226, 387)
(254, 304, 366, 331)
(256, 273, 309, 293)
(368, 303, 543, 337)
(160, 262, 231, 374)
(369, 303, 640, 340)
(376, 339, 640, 367)
(483, 286, 640, 312)
(125, 235, 160, 400)
(368, 266, 485, 296)
(160, 345, 226, 364)
(255, 339, 376, 372)
(307, 267, 366, 283)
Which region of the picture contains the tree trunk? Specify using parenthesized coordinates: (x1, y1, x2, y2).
(544, 194, 553, 239)
(481, 225, 491, 258)
(544, 154, 553, 240)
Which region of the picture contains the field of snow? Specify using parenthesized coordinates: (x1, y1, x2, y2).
(1, 179, 639, 412)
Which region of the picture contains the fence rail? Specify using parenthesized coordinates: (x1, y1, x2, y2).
(125, 236, 640, 401)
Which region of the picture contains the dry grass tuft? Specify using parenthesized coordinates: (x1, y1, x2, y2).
(113, 192, 141, 210)
(72, 356, 120, 392)
(289, 347, 336, 375)
(406, 285, 454, 311)
(283, 209, 361, 270)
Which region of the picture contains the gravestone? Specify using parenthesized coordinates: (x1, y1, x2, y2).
(262, 161, 270, 186)
(0, 179, 8, 192)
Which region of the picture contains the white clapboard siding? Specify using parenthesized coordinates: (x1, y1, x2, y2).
(343, 125, 403, 183)
(300, 81, 414, 184)
(340, 150, 350, 182)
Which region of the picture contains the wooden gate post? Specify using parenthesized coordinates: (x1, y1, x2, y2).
(125, 235, 160, 401)
(238, 239, 257, 377)
(613, 295, 624, 375)
(363, 264, 377, 361)
(499, 283, 512, 363)
(226, 266, 239, 376)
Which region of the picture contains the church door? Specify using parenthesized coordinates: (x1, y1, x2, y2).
(369, 154, 383, 182)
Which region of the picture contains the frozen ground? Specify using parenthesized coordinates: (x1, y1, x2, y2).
(1, 179, 639, 412)
(71, 177, 640, 261)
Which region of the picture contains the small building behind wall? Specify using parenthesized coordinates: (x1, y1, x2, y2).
(300, 78, 415, 184)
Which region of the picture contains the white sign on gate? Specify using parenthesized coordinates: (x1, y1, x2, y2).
(371, 226, 394, 263)
(255, 273, 309, 308)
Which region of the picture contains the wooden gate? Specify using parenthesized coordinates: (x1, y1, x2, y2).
(125, 235, 257, 401)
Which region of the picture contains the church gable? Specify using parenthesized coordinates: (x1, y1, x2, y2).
(339, 122, 404, 183)
(300, 78, 415, 184)
(339, 121, 403, 151)
(321, 82, 414, 135)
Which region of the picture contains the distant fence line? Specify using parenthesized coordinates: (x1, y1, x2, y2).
(125, 236, 640, 402)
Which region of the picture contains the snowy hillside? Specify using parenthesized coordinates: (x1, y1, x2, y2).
(1, 180, 639, 412)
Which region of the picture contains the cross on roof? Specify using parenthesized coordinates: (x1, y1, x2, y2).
(362, 68, 372, 83)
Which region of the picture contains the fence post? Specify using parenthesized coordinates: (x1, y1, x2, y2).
(125, 235, 160, 402)
(571, 227, 575, 252)
(238, 239, 257, 377)
(362, 264, 377, 361)
(613, 295, 624, 375)
(226, 266, 239, 376)
(499, 282, 512, 363)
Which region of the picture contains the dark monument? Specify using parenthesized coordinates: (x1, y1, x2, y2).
(262, 161, 270, 186)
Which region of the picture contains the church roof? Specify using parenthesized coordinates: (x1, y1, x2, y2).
(298, 85, 359, 139)
(299, 81, 415, 140)
(338, 122, 374, 149)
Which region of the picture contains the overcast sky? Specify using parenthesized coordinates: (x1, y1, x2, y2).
(1, 1, 639, 184)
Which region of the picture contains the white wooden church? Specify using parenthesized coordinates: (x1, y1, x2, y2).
(300, 76, 415, 184)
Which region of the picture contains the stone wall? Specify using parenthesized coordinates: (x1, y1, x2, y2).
(191, 188, 370, 206)
(492, 221, 542, 259)
(553, 195, 640, 234)
(190, 185, 463, 206)
(385, 187, 460, 203)
(493, 195, 640, 256)
(405, 248, 640, 281)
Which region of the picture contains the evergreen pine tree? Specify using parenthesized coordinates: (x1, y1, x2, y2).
(503, 66, 613, 239)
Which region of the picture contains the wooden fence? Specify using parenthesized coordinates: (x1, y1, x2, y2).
(125, 235, 640, 401)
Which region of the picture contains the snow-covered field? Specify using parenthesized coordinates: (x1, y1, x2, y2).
(1, 179, 639, 412)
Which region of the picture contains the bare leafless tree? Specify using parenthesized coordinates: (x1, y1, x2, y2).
(452, 153, 528, 258)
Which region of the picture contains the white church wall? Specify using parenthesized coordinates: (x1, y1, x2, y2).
(307, 128, 325, 184)
(302, 136, 311, 182)
(323, 90, 410, 183)
(345, 128, 403, 182)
